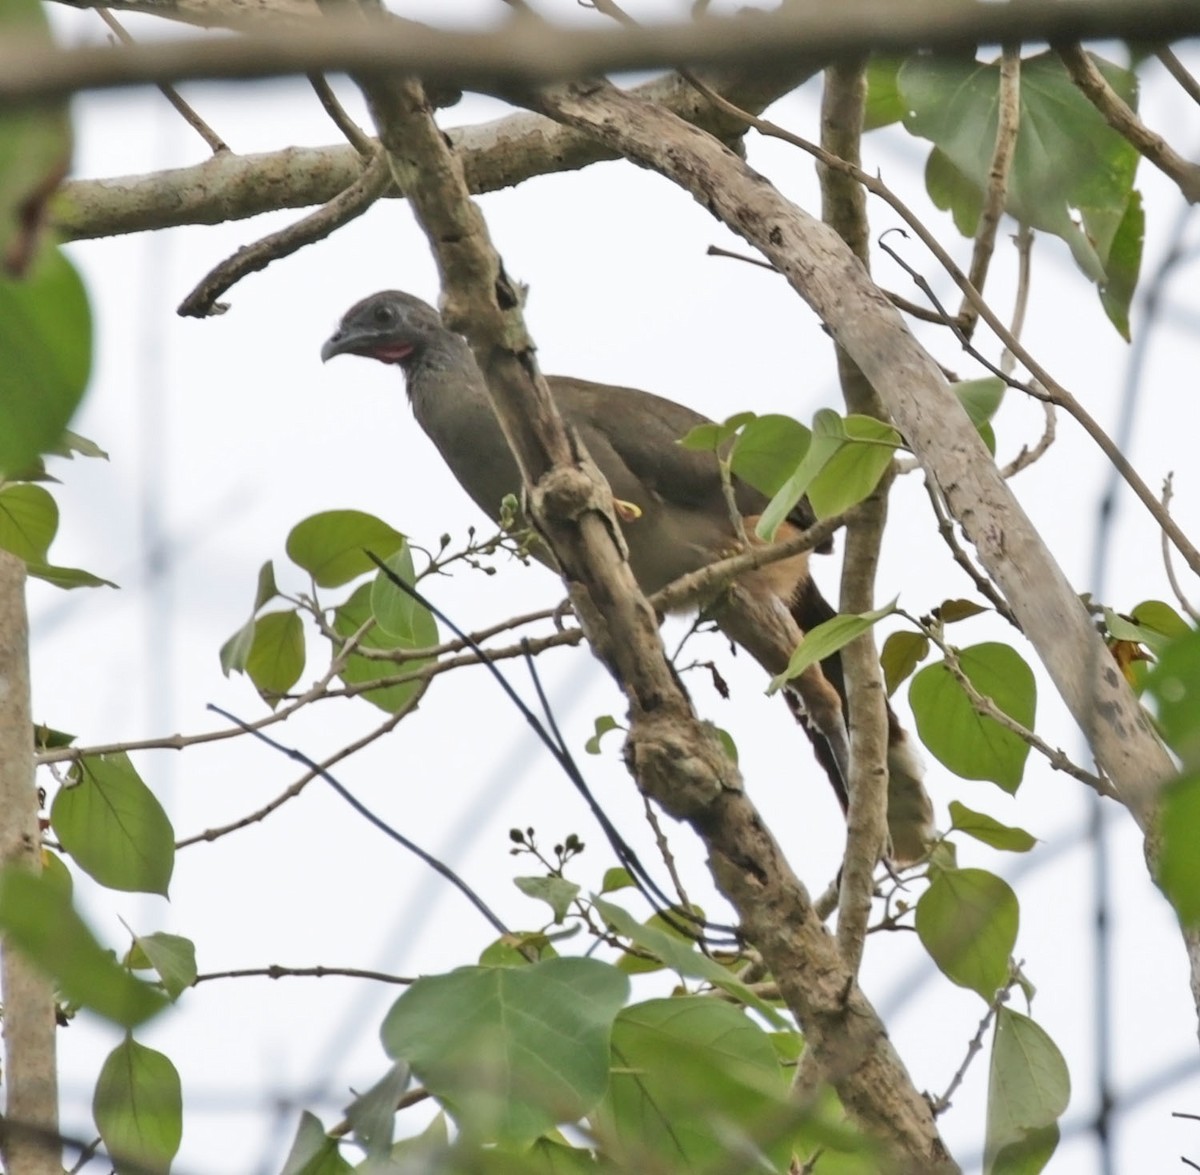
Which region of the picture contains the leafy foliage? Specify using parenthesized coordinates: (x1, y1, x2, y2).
(51, 752, 174, 896)
(910, 642, 1036, 791)
(94, 1036, 183, 1175)
(381, 957, 628, 1146)
(0, 869, 167, 1027)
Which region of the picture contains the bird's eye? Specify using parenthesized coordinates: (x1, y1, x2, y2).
(373, 304, 396, 325)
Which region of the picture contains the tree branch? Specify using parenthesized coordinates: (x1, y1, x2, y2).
(814, 59, 890, 974)
(0, 554, 60, 1175)
(958, 45, 1020, 338)
(51, 66, 812, 240)
(10, 0, 1200, 108)
(519, 70, 1173, 844)
(1058, 42, 1200, 204)
(357, 67, 957, 1174)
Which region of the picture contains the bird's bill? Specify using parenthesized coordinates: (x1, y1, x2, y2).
(320, 326, 415, 365)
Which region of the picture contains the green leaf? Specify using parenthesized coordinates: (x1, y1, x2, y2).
(477, 931, 559, 967)
(390, 1111, 449, 1166)
(584, 714, 621, 755)
(678, 411, 756, 452)
(0, 869, 167, 1027)
(1131, 599, 1190, 642)
(48, 428, 107, 461)
(769, 601, 898, 695)
(1106, 600, 1189, 658)
(280, 1111, 351, 1175)
(369, 543, 436, 645)
(900, 52, 1141, 299)
(333, 581, 433, 714)
(594, 897, 784, 1027)
(729, 413, 812, 497)
(246, 610, 305, 701)
(0, 482, 57, 561)
(0, 246, 91, 474)
(600, 866, 634, 894)
(1098, 187, 1143, 340)
(286, 509, 405, 588)
(592, 997, 801, 1172)
(1158, 772, 1200, 926)
(955, 378, 1006, 428)
(935, 598, 989, 624)
(925, 146, 984, 237)
(909, 642, 1036, 791)
(949, 802, 1037, 853)
(51, 752, 174, 896)
(1145, 627, 1200, 765)
(807, 414, 901, 519)
(984, 1009, 1069, 1175)
(40, 847, 73, 898)
(916, 867, 1018, 998)
(382, 957, 628, 1147)
(34, 723, 75, 749)
(127, 932, 197, 1001)
(514, 876, 579, 923)
(93, 1036, 182, 1175)
(25, 561, 116, 589)
(864, 57, 905, 130)
(254, 559, 279, 610)
(219, 615, 256, 677)
(881, 630, 930, 696)
(755, 409, 845, 540)
(0, 0, 71, 276)
(344, 1061, 410, 1159)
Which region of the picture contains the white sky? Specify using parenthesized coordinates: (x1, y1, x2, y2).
(32, 3, 1200, 1172)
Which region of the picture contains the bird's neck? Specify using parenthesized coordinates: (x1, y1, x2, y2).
(405, 330, 493, 428)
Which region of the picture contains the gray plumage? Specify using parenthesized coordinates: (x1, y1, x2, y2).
(321, 290, 934, 863)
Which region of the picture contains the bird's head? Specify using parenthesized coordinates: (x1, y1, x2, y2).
(320, 291, 445, 369)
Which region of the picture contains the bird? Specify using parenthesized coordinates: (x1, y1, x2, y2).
(321, 290, 934, 864)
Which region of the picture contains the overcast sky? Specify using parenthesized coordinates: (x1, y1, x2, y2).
(34, 4, 1200, 1172)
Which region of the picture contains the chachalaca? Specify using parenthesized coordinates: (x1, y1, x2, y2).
(321, 290, 934, 864)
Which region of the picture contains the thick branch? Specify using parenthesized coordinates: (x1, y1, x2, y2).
(0, 555, 60, 1175)
(522, 74, 1173, 835)
(817, 60, 890, 973)
(52, 68, 808, 240)
(10, 0, 1200, 107)
(361, 71, 956, 1175)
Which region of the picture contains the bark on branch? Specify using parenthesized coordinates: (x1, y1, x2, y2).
(13, 0, 1200, 108)
(352, 65, 957, 1174)
(522, 76, 1175, 830)
(51, 68, 810, 240)
(0, 555, 60, 1175)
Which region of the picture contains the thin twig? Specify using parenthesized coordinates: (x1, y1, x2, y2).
(999, 399, 1056, 479)
(924, 476, 1016, 624)
(176, 684, 425, 848)
(1058, 42, 1200, 203)
(307, 72, 375, 154)
(929, 976, 1016, 1115)
(37, 613, 377, 766)
(1156, 46, 1200, 107)
(959, 45, 1020, 338)
(178, 148, 392, 316)
(641, 794, 696, 925)
(96, 7, 229, 153)
(1161, 474, 1200, 622)
(193, 964, 412, 985)
(706, 243, 953, 324)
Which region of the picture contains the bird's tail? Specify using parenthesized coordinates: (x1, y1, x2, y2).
(788, 576, 936, 867)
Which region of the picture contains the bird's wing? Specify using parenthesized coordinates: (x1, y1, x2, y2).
(548, 376, 819, 537)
